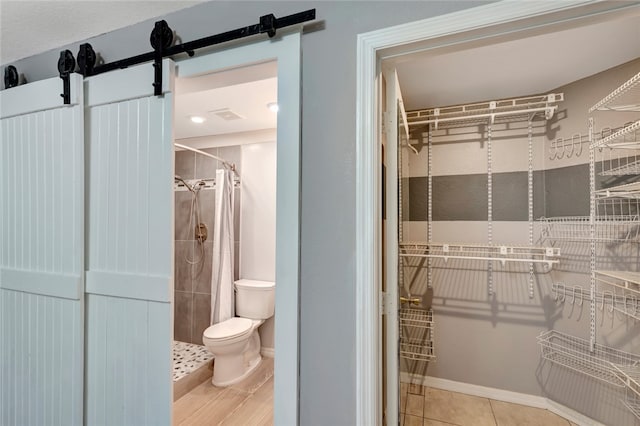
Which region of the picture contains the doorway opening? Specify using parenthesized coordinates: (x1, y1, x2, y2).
(356, 2, 640, 425)
(171, 60, 278, 423)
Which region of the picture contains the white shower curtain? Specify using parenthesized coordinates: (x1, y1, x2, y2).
(210, 169, 235, 325)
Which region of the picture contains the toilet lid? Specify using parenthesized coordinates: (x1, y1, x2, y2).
(203, 317, 252, 340)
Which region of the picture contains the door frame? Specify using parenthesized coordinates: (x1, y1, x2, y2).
(175, 30, 301, 425)
(354, 1, 640, 424)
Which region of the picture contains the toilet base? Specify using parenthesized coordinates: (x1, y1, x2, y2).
(212, 355, 262, 387)
(205, 322, 265, 387)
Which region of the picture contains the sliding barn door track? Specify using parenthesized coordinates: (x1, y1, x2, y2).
(4, 9, 316, 103)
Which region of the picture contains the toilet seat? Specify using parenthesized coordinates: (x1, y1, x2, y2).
(203, 317, 253, 342)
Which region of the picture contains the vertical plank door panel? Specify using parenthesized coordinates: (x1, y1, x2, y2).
(84, 59, 174, 426)
(0, 74, 85, 426)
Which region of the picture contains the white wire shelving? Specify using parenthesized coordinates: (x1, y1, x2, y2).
(591, 120, 640, 150)
(406, 93, 564, 130)
(399, 308, 435, 362)
(596, 270, 640, 292)
(537, 330, 640, 386)
(399, 241, 559, 269)
(552, 281, 640, 320)
(586, 70, 640, 354)
(539, 215, 640, 242)
(600, 159, 640, 176)
(622, 389, 640, 420)
(534, 70, 640, 421)
(589, 71, 640, 113)
(611, 364, 640, 419)
(595, 181, 640, 200)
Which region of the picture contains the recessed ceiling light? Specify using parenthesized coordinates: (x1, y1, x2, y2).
(190, 116, 206, 124)
(267, 102, 279, 113)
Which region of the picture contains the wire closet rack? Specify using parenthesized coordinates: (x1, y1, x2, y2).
(405, 93, 564, 130)
(538, 215, 640, 242)
(399, 241, 560, 269)
(538, 70, 640, 421)
(399, 308, 435, 362)
(537, 330, 640, 387)
(404, 92, 564, 298)
(611, 363, 640, 419)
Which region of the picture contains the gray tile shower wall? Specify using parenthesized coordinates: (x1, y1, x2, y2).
(174, 146, 242, 345)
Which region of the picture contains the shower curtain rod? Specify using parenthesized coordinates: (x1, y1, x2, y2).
(174, 143, 238, 175)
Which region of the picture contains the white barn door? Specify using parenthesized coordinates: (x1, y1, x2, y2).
(0, 75, 85, 426)
(84, 60, 174, 425)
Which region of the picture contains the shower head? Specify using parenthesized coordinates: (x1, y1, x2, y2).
(175, 175, 194, 192)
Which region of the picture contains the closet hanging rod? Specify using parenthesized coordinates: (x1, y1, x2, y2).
(406, 93, 564, 129)
(399, 241, 560, 268)
(407, 106, 557, 128)
(174, 143, 238, 175)
(399, 252, 559, 268)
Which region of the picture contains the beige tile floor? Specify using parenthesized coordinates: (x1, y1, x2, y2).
(176, 367, 579, 426)
(400, 384, 578, 426)
(173, 358, 274, 426)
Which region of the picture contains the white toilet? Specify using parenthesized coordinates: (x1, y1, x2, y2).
(202, 279, 275, 387)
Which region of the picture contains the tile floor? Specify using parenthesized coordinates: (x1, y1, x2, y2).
(177, 368, 580, 426)
(400, 383, 578, 426)
(173, 357, 273, 425)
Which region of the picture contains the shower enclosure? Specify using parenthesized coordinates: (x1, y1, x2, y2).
(173, 145, 241, 346)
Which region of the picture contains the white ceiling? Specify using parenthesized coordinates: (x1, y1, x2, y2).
(174, 60, 278, 140)
(174, 77, 278, 140)
(394, 13, 640, 110)
(0, 1, 203, 64)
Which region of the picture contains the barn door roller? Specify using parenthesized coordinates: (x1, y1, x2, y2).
(58, 50, 76, 104)
(77, 9, 316, 95)
(4, 65, 19, 89)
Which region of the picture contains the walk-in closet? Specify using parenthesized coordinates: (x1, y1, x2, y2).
(382, 10, 640, 425)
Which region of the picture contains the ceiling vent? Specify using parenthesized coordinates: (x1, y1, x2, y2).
(210, 108, 244, 121)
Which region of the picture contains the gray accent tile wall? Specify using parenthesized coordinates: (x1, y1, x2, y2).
(492, 172, 527, 221)
(174, 145, 241, 345)
(431, 174, 488, 221)
(407, 163, 595, 221)
(544, 164, 590, 217)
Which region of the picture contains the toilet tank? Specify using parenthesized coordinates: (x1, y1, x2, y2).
(235, 279, 275, 320)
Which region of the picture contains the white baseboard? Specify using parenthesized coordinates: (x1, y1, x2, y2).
(261, 347, 274, 358)
(546, 398, 604, 426)
(400, 373, 605, 426)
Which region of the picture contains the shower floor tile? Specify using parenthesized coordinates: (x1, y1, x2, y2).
(173, 340, 214, 382)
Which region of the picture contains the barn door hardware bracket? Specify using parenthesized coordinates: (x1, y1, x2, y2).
(4, 65, 19, 89)
(76, 9, 316, 95)
(77, 43, 97, 77)
(151, 20, 173, 96)
(260, 14, 277, 38)
(58, 50, 76, 104)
